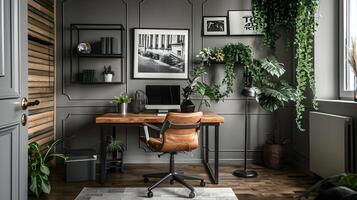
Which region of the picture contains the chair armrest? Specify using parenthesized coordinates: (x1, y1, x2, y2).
(142, 123, 161, 141)
(143, 123, 161, 132)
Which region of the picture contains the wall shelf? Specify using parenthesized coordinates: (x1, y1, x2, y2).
(70, 24, 125, 84)
(75, 53, 123, 58)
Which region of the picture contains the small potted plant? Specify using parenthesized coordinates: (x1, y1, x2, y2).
(28, 139, 67, 197)
(103, 65, 114, 83)
(114, 94, 132, 115)
(107, 136, 124, 172)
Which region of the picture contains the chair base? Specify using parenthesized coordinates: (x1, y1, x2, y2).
(143, 153, 205, 198)
(232, 169, 258, 178)
(144, 172, 205, 198)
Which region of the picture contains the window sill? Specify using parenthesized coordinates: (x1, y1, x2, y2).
(317, 99, 357, 104)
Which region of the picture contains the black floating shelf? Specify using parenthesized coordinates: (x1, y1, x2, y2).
(75, 53, 123, 58)
(75, 81, 124, 84)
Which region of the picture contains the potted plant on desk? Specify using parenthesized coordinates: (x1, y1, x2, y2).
(113, 94, 132, 115)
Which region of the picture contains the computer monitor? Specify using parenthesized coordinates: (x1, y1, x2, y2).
(145, 85, 181, 113)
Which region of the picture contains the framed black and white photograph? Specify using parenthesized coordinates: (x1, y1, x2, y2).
(228, 10, 261, 36)
(202, 16, 228, 36)
(133, 28, 189, 79)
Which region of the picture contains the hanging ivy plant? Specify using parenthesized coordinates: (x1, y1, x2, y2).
(252, 0, 319, 131)
(196, 43, 253, 99)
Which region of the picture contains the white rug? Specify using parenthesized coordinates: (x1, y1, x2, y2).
(75, 187, 238, 200)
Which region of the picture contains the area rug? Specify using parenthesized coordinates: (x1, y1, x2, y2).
(75, 187, 238, 200)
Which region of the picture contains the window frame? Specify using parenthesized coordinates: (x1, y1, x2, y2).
(339, 0, 355, 99)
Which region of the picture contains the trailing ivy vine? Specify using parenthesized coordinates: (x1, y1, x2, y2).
(196, 43, 253, 100)
(252, 0, 319, 131)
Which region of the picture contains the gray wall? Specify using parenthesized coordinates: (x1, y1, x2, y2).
(56, 0, 292, 164)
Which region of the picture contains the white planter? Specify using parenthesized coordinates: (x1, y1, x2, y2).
(104, 74, 113, 82)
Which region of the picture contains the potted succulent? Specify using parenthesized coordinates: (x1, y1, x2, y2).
(103, 65, 114, 82)
(247, 57, 296, 169)
(28, 139, 67, 197)
(113, 94, 132, 115)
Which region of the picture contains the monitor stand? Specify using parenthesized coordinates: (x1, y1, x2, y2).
(157, 109, 169, 116)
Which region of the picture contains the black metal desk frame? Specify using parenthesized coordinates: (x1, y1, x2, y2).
(99, 123, 220, 184)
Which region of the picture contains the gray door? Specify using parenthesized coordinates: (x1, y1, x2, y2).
(0, 0, 28, 199)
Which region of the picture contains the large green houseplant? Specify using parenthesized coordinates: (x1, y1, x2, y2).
(252, 0, 319, 131)
(247, 57, 296, 169)
(28, 139, 67, 197)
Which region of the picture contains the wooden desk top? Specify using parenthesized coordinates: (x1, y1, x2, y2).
(96, 112, 224, 124)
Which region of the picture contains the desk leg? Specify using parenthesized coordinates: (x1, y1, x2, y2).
(202, 124, 220, 184)
(100, 126, 107, 183)
(214, 124, 219, 184)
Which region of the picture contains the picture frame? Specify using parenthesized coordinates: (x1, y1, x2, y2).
(202, 16, 228, 36)
(227, 10, 261, 36)
(133, 28, 189, 79)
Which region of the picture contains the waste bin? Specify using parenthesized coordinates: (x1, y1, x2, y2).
(65, 149, 97, 182)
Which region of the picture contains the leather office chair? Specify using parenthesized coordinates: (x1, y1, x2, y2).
(141, 112, 205, 198)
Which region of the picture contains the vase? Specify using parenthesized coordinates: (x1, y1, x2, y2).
(354, 75, 357, 101)
(180, 99, 195, 113)
(117, 103, 128, 115)
(104, 74, 113, 82)
(263, 144, 284, 169)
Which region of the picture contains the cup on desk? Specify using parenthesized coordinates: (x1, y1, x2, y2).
(117, 103, 128, 115)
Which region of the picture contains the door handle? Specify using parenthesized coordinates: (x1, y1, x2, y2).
(21, 97, 40, 110)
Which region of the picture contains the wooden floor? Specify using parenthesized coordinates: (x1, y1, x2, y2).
(32, 164, 315, 200)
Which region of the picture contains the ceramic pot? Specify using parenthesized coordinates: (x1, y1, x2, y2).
(117, 103, 128, 115)
(180, 99, 195, 113)
(104, 74, 113, 82)
(263, 144, 284, 169)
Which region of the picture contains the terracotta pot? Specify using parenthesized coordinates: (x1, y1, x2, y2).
(263, 144, 284, 169)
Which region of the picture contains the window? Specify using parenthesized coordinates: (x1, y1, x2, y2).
(341, 0, 357, 98)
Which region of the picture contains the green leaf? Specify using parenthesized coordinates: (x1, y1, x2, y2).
(29, 175, 39, 197)
(40, 164, 50, 176)
(260, 57, 286, 77)
(41, 180, 51, 194)
(47, 153, 68, 161)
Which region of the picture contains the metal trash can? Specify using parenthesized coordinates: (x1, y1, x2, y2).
(65, 149, 97, 182)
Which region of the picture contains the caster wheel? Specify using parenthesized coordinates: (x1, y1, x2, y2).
(200, 180, 206, 187)
(144, 177, 149, 183)
(147, 191, 153, 198)
(189, 191, 195, 198)
(170, 180, 175, 185)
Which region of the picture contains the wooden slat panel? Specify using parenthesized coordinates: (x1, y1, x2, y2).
(28, 132, 54, 144)
(29, 56, 54, 65)
(29, 69, 54, 77)
(28, 0, 54, 19)
(29, 29, 54, 44)
(28, 116, 54, 129)
(29, 81, 54, 88)
(28, 111, 54, 122)
(28, 16, 54, 34)
(29, 93, 53, 99)
(28, 122, 54, 137)
(29, 41, 54, 55)
(28, 75, 54, 82)
(29, 88, 54, 95)
(28, 23, 54, 39)
(29, 62, 54, 72)
(28, 9, 54, 27)
(29, 50, 54, 60)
